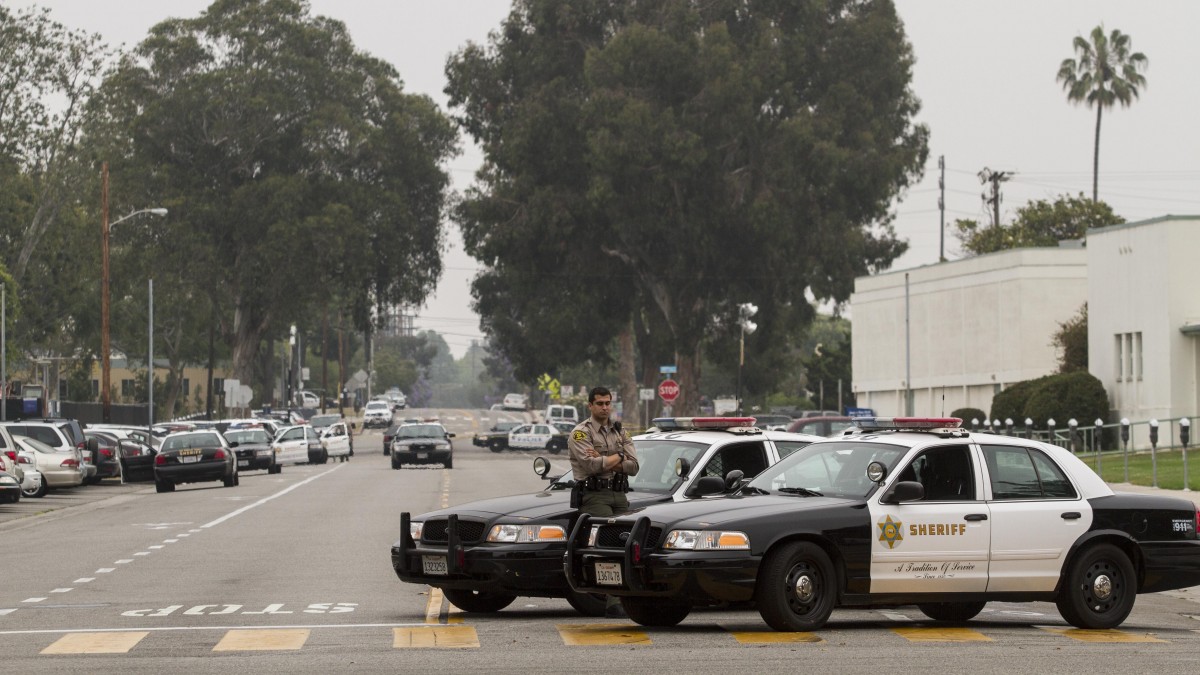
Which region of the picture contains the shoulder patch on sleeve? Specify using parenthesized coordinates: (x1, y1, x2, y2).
(572, 430, 587, 441)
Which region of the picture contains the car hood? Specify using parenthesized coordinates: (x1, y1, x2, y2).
(393, 438, 448, 446)
(411, 489, 668, 522)
(616, 493, 861, 527)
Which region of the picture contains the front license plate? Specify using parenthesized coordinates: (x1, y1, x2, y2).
(422, 555, 448, 575)
(238, 460, 250, 467)
(181, 455, 200, 464)
(595, 562, 623, 586)
(415, 452, 427, 460)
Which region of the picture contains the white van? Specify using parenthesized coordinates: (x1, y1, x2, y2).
(544, 404, 579, 425)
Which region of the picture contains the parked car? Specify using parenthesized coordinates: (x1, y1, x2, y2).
(363, 400, 394, 429)
(390, 423, 454, 469)
(0, 469, 20, 503)
(507, 423, 567, 454)
(272, 425, 321, 465)
(11, 435, 83, 491)
(222, 427, 280, 474)
(472, 421, 522, 453)
(751, 414, 794, 431)
(154, 430, 239, 493)
(392, 417, 822, 616)
(562, 416, 1200, 631)
(82, 429, 157, 482)
(319, 421, 352, 463)
(501, 393, 528, 411)
(786, 416, 854, 438)
(388, 390, 407, 410)
(1, 421, 96, 484)
(82, 430, 125, 480)
(544, 404, 579, 425)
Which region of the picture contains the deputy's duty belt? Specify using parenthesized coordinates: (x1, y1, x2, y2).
(583, 475, 629, 492)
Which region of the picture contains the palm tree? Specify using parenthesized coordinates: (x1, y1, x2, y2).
(1056, 26, 1148, 202)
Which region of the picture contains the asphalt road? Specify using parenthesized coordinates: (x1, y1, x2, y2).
(4, 407, 1200, 673)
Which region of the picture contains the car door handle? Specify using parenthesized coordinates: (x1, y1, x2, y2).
(1061, 512, 1081, 520)
(964, 513, 988, 522)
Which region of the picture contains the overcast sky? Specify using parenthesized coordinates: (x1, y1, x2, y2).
(28, 1, 1200, 357)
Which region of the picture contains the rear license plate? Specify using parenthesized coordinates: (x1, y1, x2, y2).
(422, 556, 448, 575)
(238, 460, 250, 467)
(181, 455, 200, 464)
(595, 562, 623, 586)
(415, 452, 427, 460)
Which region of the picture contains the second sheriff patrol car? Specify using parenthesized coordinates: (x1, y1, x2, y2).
(564, 417, 1200, 631)
(392, 418, 822, 616)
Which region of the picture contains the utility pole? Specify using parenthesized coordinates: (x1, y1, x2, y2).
(937, 155, 946, 261)
(101, 162, 111, 422)
(978, 167, 1013, 228)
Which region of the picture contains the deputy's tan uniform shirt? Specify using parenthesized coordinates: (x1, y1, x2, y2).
(568, 417, 639, 480)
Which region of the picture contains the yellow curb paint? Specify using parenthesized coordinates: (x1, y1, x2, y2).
(41, 632, 149, 654)
(730, 631, 823, 644)
(891, 627, 993, 642)
(557, 623, 651, 646)
(393, 625, 479, 649)
(1039, 627, 1167, 643)
(425, 587, 446, 624)
(212, 629, 310, 651)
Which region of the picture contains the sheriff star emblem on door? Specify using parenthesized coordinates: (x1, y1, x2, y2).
(878, 515, 903, 549)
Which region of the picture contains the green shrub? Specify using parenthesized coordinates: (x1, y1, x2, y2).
(1022, 371, 1109, 429)
(990, 375, 1053, 424)
(951, 408, 987, 426)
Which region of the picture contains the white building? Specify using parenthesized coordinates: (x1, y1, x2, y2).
(850, 247, 1088, 417)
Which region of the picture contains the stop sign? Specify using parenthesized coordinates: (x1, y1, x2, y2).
(658, 379, 680, 403)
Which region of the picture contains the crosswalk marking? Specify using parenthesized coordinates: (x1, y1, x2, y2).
(730, 630, 823, 644)
(891, 627, 993, 642)
(212, 629, 310, 651)
(41, 631, 149, 654)
(393, 625, 479, 648)
(557, 623, 651, 645)
(1037, 627, 1167, 643)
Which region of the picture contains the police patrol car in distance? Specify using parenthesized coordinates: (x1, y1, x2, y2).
(392, 417, 823, 616)
(564, 417, 1200, 631)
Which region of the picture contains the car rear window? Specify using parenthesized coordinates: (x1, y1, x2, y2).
(5, 425, 64, 447)
(163, 432, 222, 451)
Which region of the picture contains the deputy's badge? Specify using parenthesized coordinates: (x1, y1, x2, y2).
(877, 515, 903, 549)
(572, 430, 587, 441)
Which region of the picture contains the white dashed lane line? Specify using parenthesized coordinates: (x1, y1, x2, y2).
(74, 578, 95, 584)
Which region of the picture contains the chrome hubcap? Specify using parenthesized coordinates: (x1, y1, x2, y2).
(1092, 574, 1113, 600)
(794, 573, 814, 601)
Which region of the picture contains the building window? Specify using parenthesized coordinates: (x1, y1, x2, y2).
(1134, 332, 1143, 381)
(182, 378, 190, 397)
(213, 378, 224, 399)
(1114, 335, 1123, 382)
(1115, 332, 1143, 383)
(91, 379, 99, 397)
(121, 379, 135, 397)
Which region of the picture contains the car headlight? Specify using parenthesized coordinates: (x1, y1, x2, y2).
(409, 521, 424, 540)
(0, 476, 17, 485)
(436, 443, 451, 450)
(487, 524, 566, 543)
(663, 530, 750, 550)
(588, 525, 600, 547)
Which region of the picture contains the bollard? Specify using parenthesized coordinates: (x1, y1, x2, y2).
(1025, 417, 1033, 440)
(1182, 418, 1191, 492)
(1068, 419, 1078, 454)
(1149, 419, 1159, 488)
(1005, 418, 1014, 436)
(1120, 418, 1131, 483)
(1047, 418, 1056, 447)
(970, 418, 979, 432)
(1094, 418, 1105, 476)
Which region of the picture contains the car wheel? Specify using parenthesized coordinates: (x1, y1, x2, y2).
(917, 601, 987, 623)
(269, 463, 281, 475)
(755, 541, 836, 631)
(489, 440, 504, 453)
(155, 479, 175, 493)
(620, 596, 690, 626)
(391, 457, 401, 470)
(445, 456, 453, 469)
(384, 447, 391, 456)
(1055, 543, 1136, 629)
(546, 441, 563, 455)
(565, 590, 608, 617)
(22, 480, 48, 499)
(441, 588, 516, 613)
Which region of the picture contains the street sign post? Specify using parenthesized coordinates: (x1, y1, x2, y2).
(658, 379, 680, 404)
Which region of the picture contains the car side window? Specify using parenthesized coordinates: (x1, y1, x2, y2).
(982, 444, 1078, 500)
(773, 440, 811, 460)
(895, 445, 976, 501)
(702, 442, 768, 479)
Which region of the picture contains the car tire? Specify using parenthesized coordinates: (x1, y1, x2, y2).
(441, 588, 516, 613)
(269, 463, 281, 475)
(320, 450, 329, 464)
(391, 457, 401, 470)
(547, 441, 563, 455)
(155, 479, 175, 493)
(620, 596, 690, 627)
(755, 541, 836, 631)
(384, 447, 391, 456)
(489, 440, 504, 453)
(444, 456, 453, 469)
(917, 601, 987, 623)
(565, 590, 608, 617)
(1055, 543, 1136, 629)
(22, 479, 48, 499)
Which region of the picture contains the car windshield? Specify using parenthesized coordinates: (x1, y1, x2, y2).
(627, 439, 711, 494)
(310, 415, 340, 428)
(366, 402, 389, 411)
(224, 429, 272, 444)
(162, 432, 222, 451)
(746, 440, 909, 499)
(397, 425, 444, 439)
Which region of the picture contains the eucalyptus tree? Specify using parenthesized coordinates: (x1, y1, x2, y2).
(1057, 25, 1148, 203)
(448, 0, 926, 413)
(88, 0, 458, 392)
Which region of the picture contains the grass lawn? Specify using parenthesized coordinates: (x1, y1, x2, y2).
(1074, 445, 1200, 491)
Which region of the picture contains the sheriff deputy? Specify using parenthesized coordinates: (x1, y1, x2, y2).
(568, 386, 640, 516)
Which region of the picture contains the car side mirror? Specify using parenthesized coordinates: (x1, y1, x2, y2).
(228, 441, 240, 448)
(685, 475, 726, 498)
(446, 433, 455, 438)
(724, 469, 745, 491)
(881, 480, 924, 504)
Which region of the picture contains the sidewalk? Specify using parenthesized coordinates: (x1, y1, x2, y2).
(1107, 481, 1200, 509)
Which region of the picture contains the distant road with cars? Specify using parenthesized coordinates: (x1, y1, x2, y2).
(4, 408, 1200, 673)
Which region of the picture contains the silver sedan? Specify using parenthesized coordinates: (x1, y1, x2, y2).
(14, 435, 85, 489)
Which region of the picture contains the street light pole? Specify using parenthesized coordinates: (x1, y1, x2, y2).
(99, 166, 167, 422)
(735, 303, 757, 415)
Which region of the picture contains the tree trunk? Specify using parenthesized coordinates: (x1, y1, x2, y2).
(617, 319, 638, 428)
(1092, 104, 1103, 202)
(231, 301, 270, 391)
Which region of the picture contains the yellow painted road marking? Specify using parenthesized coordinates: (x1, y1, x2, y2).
(212, 629, 310, 651)
(557, 623, 651, 646)
(1038, 627, 1167, 643)
(41, 632, 149, 654)
(891, 627, 993, 642)
(425, 587, 446, 624)
(393, 625, 479, 648)
(730, 630, 823, 644)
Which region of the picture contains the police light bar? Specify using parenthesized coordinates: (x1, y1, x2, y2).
(652, 417, 757, 431)
(852, 417, 963, 430)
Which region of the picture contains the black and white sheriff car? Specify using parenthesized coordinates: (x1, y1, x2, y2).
(564, 417, 1200, 631)
(392, 418, 822, 616)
